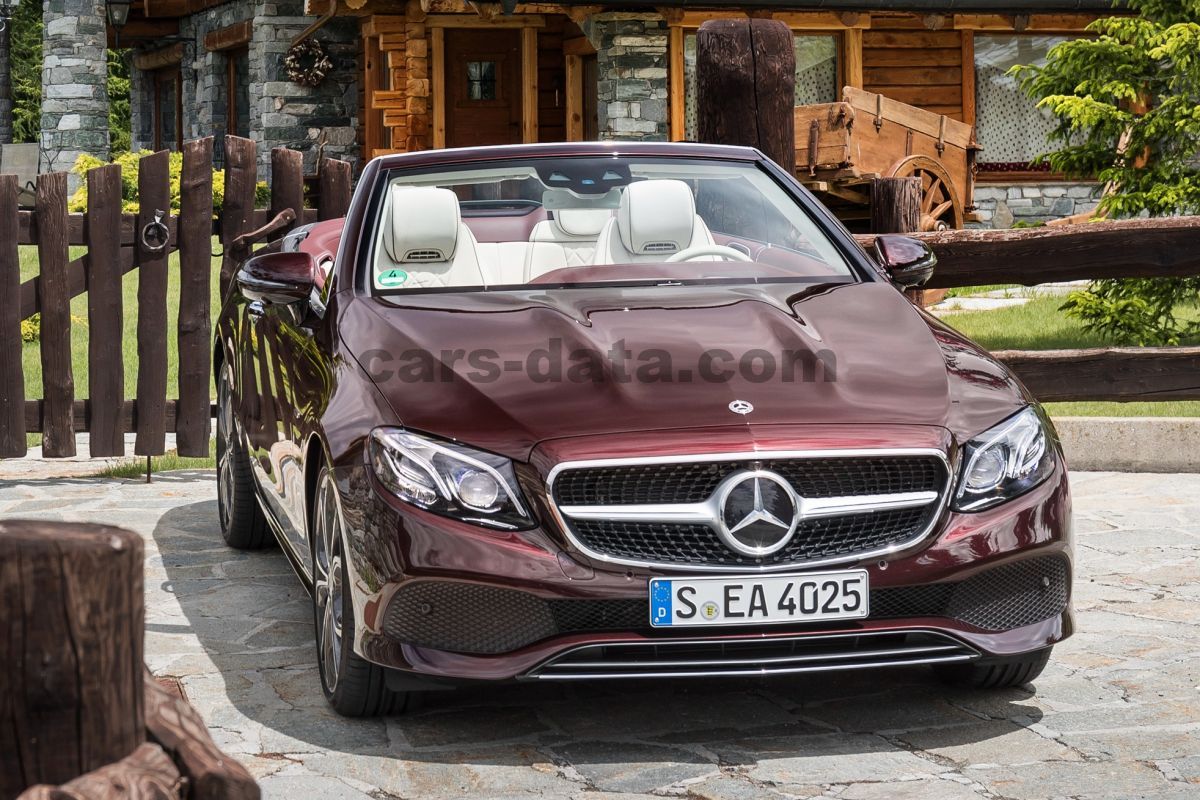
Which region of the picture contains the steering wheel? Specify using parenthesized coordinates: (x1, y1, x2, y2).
(665, 245, 753, 263)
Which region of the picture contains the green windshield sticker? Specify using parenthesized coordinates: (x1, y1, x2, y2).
(378, 269, 409, 287)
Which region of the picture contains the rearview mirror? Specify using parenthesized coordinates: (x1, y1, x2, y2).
(236, 251, 317, 305)
(873, 235, 937, 288)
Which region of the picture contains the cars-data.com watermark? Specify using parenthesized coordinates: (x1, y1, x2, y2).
(360, 339, 836, 384)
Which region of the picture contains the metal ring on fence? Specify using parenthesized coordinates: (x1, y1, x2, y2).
(141, 209, 170, 253)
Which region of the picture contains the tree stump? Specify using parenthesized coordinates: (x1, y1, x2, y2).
(0, 521, 145, 796)
(696, 18, 796, 173)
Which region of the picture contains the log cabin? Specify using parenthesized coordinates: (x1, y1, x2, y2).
(98, 0, 1121, 227)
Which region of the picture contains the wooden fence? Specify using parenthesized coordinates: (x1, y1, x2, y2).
(0, 136, 351, 460)
(854, 216, 1200, 403)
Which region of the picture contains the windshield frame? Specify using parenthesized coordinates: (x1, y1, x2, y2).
(353, 151, 876, 298)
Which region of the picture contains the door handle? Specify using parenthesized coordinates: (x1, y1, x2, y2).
(247, 300, 266, 319)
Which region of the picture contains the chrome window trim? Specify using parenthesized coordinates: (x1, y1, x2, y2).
(545, 448, 953, 574)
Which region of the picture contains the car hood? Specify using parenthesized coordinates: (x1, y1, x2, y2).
(339, 280, 1026, 461)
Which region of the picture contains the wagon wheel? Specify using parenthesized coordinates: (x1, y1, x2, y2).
(886, 155, 964, 232)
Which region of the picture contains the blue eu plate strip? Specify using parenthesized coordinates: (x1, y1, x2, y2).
(650, 579, 673, 626)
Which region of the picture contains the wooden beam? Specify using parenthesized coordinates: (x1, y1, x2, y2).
(565, 53, 584, 141)
(669, 10, 871, 30)
(562, 35, 595, 56)
(994, 348, 1200, 402)
(431, 27, 446, 148)
(143, 0, 230, 19)
(521, 26, 539, 143)
(107, 18, 179, 46)
(668, 25, 685, 141)
(204, 18, 253, 51)
(842, 28, 863, 90)
(952, 13, 1101, 32)
(132, 42, 184, 71)
(852, 216, 1200, 289)
(425, 13, 544, 27)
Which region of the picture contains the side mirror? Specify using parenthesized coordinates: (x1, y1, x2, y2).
(873, 235, 937, 288)
(236, 251, 317, 305)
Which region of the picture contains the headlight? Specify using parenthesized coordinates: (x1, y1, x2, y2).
(369, 428, 535, 530)
(953, 407, 1056, 512)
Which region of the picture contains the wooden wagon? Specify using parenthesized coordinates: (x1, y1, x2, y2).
(794, 86, 978, 232)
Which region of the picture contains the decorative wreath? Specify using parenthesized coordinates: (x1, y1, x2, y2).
(284, 39, 333, 87)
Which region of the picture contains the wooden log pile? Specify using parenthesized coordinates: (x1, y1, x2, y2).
(0, 520, 258, 800)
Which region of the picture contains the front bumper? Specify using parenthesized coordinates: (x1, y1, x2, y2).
(334, 451, 1072, 683)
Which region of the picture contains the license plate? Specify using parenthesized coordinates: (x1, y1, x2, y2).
(649, 570, 869, 628)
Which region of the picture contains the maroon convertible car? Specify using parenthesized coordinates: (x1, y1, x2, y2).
(215, 142, 1072, 716)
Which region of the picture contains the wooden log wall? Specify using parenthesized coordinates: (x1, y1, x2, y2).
(862, 17, 964, 120)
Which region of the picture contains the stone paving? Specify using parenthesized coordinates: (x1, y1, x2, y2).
(1, 470, 1198, 799)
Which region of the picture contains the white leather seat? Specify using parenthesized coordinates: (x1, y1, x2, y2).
(591, 180, 716, 265)
(378, 186, 486, 289)
(529, 208, 614, 268)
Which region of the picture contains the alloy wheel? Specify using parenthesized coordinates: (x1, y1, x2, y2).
(313, 472, 345, 694)
(216, 369, 236, 531)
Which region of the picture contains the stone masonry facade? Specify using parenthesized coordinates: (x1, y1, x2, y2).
(970, 182, 1103, 229)
(585, 13, 669, 141)
(0, 21, 12, 145)
(40, 0, 109, 185)
(130, 0, 358, 178)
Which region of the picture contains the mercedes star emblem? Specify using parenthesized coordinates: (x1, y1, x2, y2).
(728, 399, 754, 415)
(715, 471, 799, 557)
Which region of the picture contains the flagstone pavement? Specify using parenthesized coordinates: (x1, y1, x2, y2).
(1, 470, 1198, 799)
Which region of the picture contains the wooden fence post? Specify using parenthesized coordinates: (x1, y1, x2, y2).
(270, 147, 304, 240)
(220, 136, 257, 298)
(696, 18, 796, 174)
(177, 137, 215, 458)
(870, 176, 921, 235)
(318, 157, 352, 221)
(85, 163, 125, 457)
(134, 150, 172, 457)
(870, 176, 925, 303)
(0, 174, 24, 457)
(0, 521, 145, 795)
(35, 172, 74, 457)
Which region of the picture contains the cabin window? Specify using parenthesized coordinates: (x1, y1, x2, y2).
(683, 32, 837, 141)
(974, 34, 1073, 175)
(152, 68, 183, 152)
(466, 61, 498, 101)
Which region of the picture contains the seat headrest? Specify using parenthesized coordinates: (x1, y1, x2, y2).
(616, 180, 697, 256)
(553, 208, 613, 239)
(382, 186, 461, 264)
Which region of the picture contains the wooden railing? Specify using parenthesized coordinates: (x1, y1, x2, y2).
(855, 216, 1200, 403)
(0, 136, 352, 460)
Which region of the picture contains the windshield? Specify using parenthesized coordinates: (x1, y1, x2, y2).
(367, 156, 856, 293)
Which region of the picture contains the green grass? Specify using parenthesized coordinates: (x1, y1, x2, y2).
(19, 242, 223, 401)
(94, 438, 217, 478)
(942, 295, 1200, 417)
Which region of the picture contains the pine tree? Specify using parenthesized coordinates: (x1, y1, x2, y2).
(1016, 0, 1200, 345)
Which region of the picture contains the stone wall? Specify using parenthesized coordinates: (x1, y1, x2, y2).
(41, 0, 109, 185)
(131, 0, 358, 178)
(970, 182, 1103, 229)
(0, 22, 12, 144)
(585, 13, 669, 141)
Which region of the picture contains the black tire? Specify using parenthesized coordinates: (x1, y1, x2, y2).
(312, 466, 411, 717)
(934, 647, 1052, 690)
(216, 364, 272, 550)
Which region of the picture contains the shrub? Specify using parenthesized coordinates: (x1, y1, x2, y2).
(21, 314, 40, 343)
(68, 151, 270, 215)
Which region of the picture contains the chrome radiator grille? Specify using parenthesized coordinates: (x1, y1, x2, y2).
(549, 451, 951, 571)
